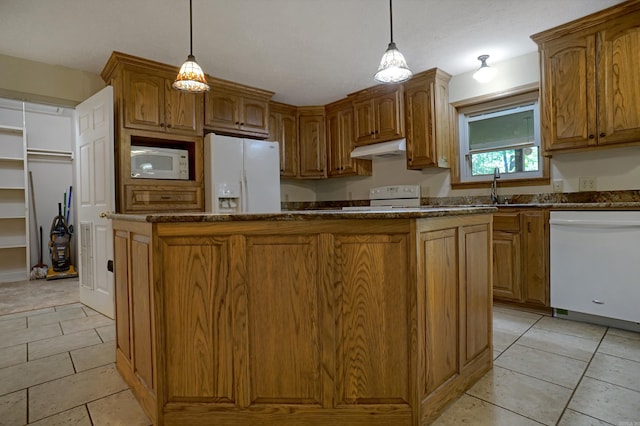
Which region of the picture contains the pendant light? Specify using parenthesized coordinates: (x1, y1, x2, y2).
(472, 55, 497, 84)
(374, 0, 412, 84)
(173, 0, 210, 92)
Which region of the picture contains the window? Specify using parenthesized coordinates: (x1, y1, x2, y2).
(457, 92, 543, 183)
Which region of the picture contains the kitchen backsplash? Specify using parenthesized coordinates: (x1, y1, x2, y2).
(282, 189, 640, 210)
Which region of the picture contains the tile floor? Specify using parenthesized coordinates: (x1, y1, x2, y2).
(1, 280, 639, 425)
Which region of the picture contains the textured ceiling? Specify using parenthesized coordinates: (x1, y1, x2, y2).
(0, 0, 624, 105)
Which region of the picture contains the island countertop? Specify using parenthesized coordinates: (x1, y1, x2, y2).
(106, 205, 497, 223)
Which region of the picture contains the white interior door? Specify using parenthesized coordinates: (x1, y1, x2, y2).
(75, 86, 115, 318)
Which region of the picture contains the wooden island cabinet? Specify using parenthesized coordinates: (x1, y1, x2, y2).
(111, 208, 494, 425)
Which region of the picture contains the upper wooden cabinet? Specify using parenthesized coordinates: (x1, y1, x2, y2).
(204, 78, 273, 139)
(532, 2, 640, 153)
(325, 98, 372, 178)
(351, 84, 404, 146)
(268, 101, 299, 178)
(297, 106, 326, 179)
(403, 68, 453, 169)
(108, 59, 204, 136)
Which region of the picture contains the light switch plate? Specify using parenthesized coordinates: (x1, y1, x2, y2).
(552, 180, 563, 193)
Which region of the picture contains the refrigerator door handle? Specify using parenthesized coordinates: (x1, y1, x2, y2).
(242, 170, 248, 212)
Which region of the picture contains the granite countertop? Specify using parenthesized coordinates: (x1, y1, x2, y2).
(451, 202, 640, 209)
(107, 205, 498, 223)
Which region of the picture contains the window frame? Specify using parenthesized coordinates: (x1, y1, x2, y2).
(450, 87, 550, 189)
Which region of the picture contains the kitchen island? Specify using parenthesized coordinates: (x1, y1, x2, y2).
(110, 207, 495, 425)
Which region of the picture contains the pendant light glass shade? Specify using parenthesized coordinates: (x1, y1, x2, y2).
(374, 0, 412, 84)
(173, 54, 209, 92)
(472, 55, 497, 84)
(173, 0, 210, 93)
(374, 42, 413, 83)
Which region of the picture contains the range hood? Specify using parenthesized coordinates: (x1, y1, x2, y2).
(350, 139, 406, 159)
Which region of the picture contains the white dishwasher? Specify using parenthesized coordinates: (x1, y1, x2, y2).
(550, 210, 640, 325)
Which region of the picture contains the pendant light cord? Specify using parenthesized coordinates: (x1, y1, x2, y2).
(389, 0, 394, 43)
(189, 0, 193, 56)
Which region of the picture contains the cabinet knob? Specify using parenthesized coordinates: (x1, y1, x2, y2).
(599, 132, 606, 137)
(235, 121, 240, 125)
(241, 122, 245, 126)
(588, 134, 595, 139)
(167, 124, 172, 128)
(160, 123, 165, 127)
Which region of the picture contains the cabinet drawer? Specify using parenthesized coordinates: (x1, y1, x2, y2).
(493, 213, 520, 232)
(125, 187, 202, 212)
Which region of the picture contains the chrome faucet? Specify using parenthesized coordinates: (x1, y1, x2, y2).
(490, 167, 500, 204)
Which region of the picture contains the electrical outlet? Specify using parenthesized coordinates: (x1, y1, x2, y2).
(284, 193, 290, 202)
(552, 180, 564, 193)
(579, 176, 597, 192)
(420, 186, 430, 198)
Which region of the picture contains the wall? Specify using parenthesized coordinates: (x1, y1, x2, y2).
(291, 52, 640, 203)
(0, 53, 105, 107)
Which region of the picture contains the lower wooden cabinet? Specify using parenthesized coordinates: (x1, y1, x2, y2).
(112, 213, 493, 425)
(493, 209, 549, 309)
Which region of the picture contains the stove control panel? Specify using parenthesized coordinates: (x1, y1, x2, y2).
(369, 185, 421, 200)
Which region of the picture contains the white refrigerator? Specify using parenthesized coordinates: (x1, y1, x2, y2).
(204, 133, 281, 213)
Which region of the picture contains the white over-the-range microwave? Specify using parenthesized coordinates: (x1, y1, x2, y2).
(130, 146, 189, 180)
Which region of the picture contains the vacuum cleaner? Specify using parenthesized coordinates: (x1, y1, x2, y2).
(46, 202, 78, 280)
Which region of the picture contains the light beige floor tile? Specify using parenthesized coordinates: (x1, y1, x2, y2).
(586, 353, 640, 392)
(27, 307, 87, 328)
(0, 389, 26, 426)
(59, 315, 113, 335)
(95, 324, 115, 343)
(0, 344, 26, 369)
(0, 323, 61, 350)
(493, 305, 544, 321)
(432, 394, 541, 426)
(0, 307, 54, 322)
(87, 389, 151, 426)
(0, 352, 74, 396)
(70, 341, 115, 372)
(568, 377, 640, 425)
(0, 317, 26, 334)
(493, 310, 539, 335)
(518, 327, 599, 362)
(533, 316, 606, 341)
(495, 344, 587, 389)
(28, 363, 128, 422)
(557, 409, 613, 426)
(82, 306, 102, 317)
(598, 334, 640, 363)
(467, 366, 572, 426)
(493, 328, 520, 352)
(28, 329, 101, 360)
(54, 303, 85, 312)
(28, 405, 91, 426)
(606, 327, 640, 341)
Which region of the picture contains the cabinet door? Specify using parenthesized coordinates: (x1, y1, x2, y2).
(123, 68, 165, 131)
(326, 109, 341, 176)
(405, 80, 435, 168)
(204, 90, 240, 133)
(164, 82, 203, 135)
(375, 90, 403, 142)
(240, 97, 269, 137)
(492, 231, 522, 301)
(540, 34, 597, 151)
(298, 114, 326, 178)
(522, 211, 549, 307)
(353, 99, 375, 145)
(597, 14, 640, 146)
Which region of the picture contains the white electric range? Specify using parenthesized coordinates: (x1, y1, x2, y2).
(343, 185, 421, 211)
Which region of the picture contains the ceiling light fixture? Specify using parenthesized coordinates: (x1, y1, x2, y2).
(173, 0, 210, 93)
(472, 55, 497, 84)
(374, 0, 413, 84)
